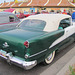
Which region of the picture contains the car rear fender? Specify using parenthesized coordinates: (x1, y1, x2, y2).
(26, 30, 64, 61)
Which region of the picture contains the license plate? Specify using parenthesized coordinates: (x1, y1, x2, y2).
(0, 50, 7, 57)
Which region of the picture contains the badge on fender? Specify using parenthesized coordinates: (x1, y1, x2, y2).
(3, 42, 9, 48)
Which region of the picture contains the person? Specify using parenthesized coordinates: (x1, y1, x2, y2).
(49, 10, 55, 14)
(67, 10, 71, 16)
(36, 10, 40, 14)
(72, 10, 75, 22)
(31, 10, 33, 13)
(56, 10, 60, 13)
(19, 11, 25, 19)
(62, 9, 67, 15)
(56, 10, 62, 14)
(15, 11, 16, 14)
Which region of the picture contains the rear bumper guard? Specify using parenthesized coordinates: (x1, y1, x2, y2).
(0, 50, 37, 70)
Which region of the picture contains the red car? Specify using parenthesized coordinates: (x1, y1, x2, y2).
(16, 12, 36, 19)
(16, 12, 30, 19)
(4, 8, 15, 13)
(24, 11, 31, 17)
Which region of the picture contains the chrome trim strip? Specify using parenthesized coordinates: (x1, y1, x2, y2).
(0, 55, 7, 59)
(29, 49, 47, 58)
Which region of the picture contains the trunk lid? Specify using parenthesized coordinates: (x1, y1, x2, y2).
(0, 28, 46, 58)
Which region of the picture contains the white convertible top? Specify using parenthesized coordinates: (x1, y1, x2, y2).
(22, 14, 71, 32)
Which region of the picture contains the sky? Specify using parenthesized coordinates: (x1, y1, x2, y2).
(0, 0, 22, 4)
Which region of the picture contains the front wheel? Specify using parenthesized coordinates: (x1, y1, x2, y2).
(43, 51, 55, 65)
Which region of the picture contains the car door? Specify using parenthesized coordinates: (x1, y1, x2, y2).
(65, 26, 75, 38)
(50, 18, 75, 50)
(58, 18, 75, 50)
(63, 18, 75, 39)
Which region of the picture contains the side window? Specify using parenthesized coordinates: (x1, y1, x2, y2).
(9, 16, 14, 22)
(59, 18, 71, 29)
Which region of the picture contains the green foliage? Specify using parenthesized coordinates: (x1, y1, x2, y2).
(74, 0, 75, 3)
(69, 66, 75, 75)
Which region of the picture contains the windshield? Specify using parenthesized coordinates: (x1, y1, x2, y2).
(19, 19, 46, 31)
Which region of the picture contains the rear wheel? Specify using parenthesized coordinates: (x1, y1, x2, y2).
(44, 51, 55, 65)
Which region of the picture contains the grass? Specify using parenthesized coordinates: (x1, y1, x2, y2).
(69, 66, 75, 75)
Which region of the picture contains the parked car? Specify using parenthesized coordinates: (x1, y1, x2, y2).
(16, 12, 30, 18)
(16, 12, 36, 19)
(0, 12, 20, 32)
(24, 11, 31, 17)
(0, 14, 75, 70)
(4, 8, 15, 13)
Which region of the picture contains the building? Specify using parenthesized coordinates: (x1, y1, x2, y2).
(0, 0, 75, 12)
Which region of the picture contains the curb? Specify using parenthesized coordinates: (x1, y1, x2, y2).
(56, 56, 75, 75)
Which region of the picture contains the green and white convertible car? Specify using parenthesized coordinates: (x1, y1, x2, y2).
(0, 14, 75, 70)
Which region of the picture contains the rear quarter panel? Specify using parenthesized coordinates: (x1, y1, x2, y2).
(26, 30, 64, 62)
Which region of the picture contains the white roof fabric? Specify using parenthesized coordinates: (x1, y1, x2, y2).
(22, 14, 71, 32)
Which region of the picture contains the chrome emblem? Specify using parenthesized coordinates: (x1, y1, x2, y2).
(3, 42, 9, 48)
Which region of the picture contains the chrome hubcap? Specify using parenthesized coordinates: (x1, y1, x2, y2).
(47, 53, 52, 61)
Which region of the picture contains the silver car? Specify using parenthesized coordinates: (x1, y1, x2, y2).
(0, 12, 20, 32)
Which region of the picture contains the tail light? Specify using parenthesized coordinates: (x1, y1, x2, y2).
(24, 41, 29, 48)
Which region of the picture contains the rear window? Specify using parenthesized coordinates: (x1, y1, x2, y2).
(19, 19, 46, 30)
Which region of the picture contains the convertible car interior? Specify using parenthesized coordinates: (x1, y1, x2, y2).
(59, 18, 71, 29)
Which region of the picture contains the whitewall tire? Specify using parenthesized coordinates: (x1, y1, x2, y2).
(44, 51, 55, 65)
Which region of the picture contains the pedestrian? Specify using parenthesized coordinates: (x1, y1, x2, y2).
(49, 10, 55, 14)
(15, 11, 16, 14)
(19, 11, 25, 19)
(36, 10, 40, 14)
(62, 9, 67, 15)
(56, 10, 62, 14)
(72, 10, 75, 22)
(56, 10, 60, 13)
(67, 10, 71, 16)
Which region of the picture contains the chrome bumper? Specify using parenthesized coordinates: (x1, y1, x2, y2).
(0, 50, 37, 70)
